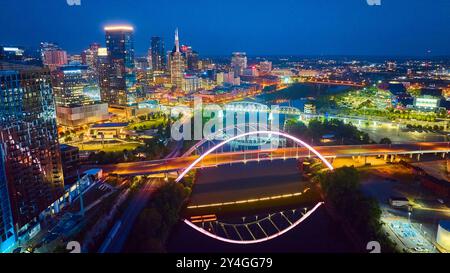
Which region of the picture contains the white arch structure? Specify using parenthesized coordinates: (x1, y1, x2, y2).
(176, 130, 334, 244)
(181, 123, 273, 157)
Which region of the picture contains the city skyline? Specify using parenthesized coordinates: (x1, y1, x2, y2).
(1, 0, 450, 56)
(1, 0, 450, 257)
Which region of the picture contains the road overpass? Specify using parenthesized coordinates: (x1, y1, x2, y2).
(99, 142, 450, 176)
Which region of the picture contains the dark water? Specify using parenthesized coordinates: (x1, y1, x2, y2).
(188, 160, 306, 205)
(167, 205, 354, 253)
(257, 83, 353, 104)
(167, 160, 355, 253)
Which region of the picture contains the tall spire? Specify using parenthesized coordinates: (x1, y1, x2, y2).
(175, 28, 180, 52)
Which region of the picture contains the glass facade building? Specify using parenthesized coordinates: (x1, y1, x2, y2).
(0, 67, 64, 231)
(150, 36, 166, 71)
(231, 52, 247, 76)
(0, 143, 15, 253)
(52, 64, 92, 107)
(170, 29, 185, 89)
(104, 26, 137, 106)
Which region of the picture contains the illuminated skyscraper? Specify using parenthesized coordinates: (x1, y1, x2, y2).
(40, 42, 60, 61)
(150, 36, 166, 71)
(259, 61, 272, 75)
(169, 28, 185, 89)
(231, 52, 247, 76)
(43, 50, 68, 71)
(52, 64, 91, 106)
(182, 74, 202, 93)
(0, 46, 25, 62)
(98, 47, 111, 103)
(0, 143, 14, 253)
(181, 45, 199, 72)
(0, 65, 64, 232)
(52, 64, 109, 127)
(82, 43, 101, 72)
(104, 25, 137, 106)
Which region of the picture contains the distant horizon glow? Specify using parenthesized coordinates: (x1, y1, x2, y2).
(0, 0, 450, 57)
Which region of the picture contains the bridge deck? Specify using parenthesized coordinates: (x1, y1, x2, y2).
(99, 142, 450, 176)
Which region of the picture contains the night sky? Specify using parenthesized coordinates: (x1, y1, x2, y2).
(1, 0, 450, 56)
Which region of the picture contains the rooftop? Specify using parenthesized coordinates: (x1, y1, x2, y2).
(60, 144, 79, 151)
(104, 25, 134, 32)
(91, 122, 128, 128)
(439, 220, 450, 231)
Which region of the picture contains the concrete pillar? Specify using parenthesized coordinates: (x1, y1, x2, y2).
(417, 153, 421, 161)
(384, 154, 388, 161)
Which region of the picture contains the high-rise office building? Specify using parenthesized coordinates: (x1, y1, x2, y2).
(104, 25, 137, 106)
(243, 66, 259, 77)
(231, 52, 247, 76)
(181, 45, 199, 72)
(40, 42, 60, 60)
(0, 66, 64, 232)
(82, 43, 101, 71)
(52, 64, 91, 106)
(0, 46, 25, 62)
(52, 64, 109, 127)
(43, 50, 68, 71)
(97, 47, 110, 103)
(182, 74, 202, 93)
(0, 142, 15, 253)
(150, 37, 166, 71)
(69, 54, 83, 64)
(259, 61, 272, 75)
(169, 28, 186, 89)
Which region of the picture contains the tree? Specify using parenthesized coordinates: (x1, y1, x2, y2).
(379, 138, 392, 145)
(285, 119, 308, 138)
(318, 166, 360, 204)
(318, 166, 396, 252)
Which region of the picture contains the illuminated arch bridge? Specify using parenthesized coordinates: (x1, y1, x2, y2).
(176, 130, 333, 244)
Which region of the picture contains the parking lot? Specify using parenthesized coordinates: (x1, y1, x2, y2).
(384, 218, 437, 253)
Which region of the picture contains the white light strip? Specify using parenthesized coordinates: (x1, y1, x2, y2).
(176, 130, 334, 244)
(183, 202, 324, 244)
(176, 130, 334, 183)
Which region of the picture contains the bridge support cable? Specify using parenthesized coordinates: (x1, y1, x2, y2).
(257, 222, 269, 237)
(208, 222, 216, 235)
(280, 212, 292, 225)
(245, 224, 256, 240)
(233, 225, 244, 241)
(177, 131, 334, 244)
(268, 218, 280, 232)
(220, 223, 230, 239)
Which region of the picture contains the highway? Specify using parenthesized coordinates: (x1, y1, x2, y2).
(98, 138, 185, 253)
(99, 179, 161, 253)
(99, 142, 450, 176)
